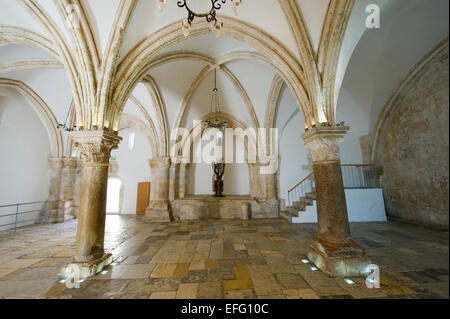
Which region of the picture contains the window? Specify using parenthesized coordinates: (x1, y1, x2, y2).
(128, 133, 136, 150)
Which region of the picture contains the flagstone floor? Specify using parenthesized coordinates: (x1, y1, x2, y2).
(0, 216, 448, 299)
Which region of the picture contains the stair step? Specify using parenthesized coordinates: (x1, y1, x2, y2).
(299, 198, 314, 206)
(292, 201, 306, 211)
(287, 206, 300, 217)
(280, 211, 291, 222)
(305, 192, 316, 200)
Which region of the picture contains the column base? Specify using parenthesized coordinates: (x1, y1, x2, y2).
(46, 208, 63, 224)
(63, 253, 113, 278)
(145, 201, 172, 222)
(308, 236, 372, 277)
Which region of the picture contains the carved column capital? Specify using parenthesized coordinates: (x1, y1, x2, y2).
(149, 157, 171, 169)
(48, 157, 64, 169)
(301, 126, 349, 162)
(70, 130, 122, 164)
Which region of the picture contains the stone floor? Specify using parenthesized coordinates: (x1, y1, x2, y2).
(0, 216, 448, 299)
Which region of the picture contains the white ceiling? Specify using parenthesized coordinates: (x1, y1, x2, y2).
(0, 0, 448, 141)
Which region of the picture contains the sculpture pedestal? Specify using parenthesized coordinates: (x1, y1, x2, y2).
(171, 195, 279, 220)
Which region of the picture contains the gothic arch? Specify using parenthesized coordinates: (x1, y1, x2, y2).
(0, 78, 64, 157)
(110, 17, 312, 131)
(118, 112, 157, 155)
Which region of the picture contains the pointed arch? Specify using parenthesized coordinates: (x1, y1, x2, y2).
(118, 113, 157, 156)
(110, 17, 311, 130)
(142, 75, 169, 157)
(0, 78, 64, 157)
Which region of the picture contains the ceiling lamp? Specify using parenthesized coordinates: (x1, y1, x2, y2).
(157, 0, 243, 37)
(57, 100, 74, 132)
(203, 68, 228, 132)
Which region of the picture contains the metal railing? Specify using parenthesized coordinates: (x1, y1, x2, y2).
(341, 164, 380, 189)
(0, 200, 53, 233)
(288, 172, 315, 207)
(288, 164, 379, 206)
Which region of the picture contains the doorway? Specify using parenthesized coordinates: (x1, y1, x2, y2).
(106, 177, 122, 214)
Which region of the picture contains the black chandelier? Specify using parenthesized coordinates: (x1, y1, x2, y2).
(56, 100, 74, 132)
(157, 0, 243, 37)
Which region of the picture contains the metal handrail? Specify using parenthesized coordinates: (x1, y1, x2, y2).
(287, 164, 379, 206)
(288, 172, 314, 193)
(0, 200, 57, 233)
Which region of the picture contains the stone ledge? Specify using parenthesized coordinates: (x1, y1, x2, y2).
(171, 196, 279, 220)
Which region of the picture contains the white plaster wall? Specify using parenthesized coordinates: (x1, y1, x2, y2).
(296, 0, 330, 52)
(110, 128, 152, 214)
(0, 44, 55, 62)
(80, 0, 121, 56)
(226, 59, 275, 126)
(149, 59, 208, 130)
(188, 134, 249, 196)
(277, 85, 310, 203)
(120, 1, 300, 61)
(184, 70, 253, 129)
(4, 69, 73, 125)
(337, 0, 449, 166)
(0, 0, 48, 36)
(0, 88, 51, 206)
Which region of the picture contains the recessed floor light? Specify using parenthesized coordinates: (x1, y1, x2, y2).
(58, 278, 67, 284)
(309, 266, 318, 271)
(78, 278, 86, 283)
(367, 278, 378, 284)
(301, 259, 310, 264)
(100, 270, 109, 275)
(344, 278, 356, 285)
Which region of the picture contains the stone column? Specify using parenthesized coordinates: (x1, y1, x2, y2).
(72, 159, 83, 219)
(146, 157, 171, 222)
(249, 163, 265, 200)
(69, 130, 121, 277)
(47, 157, 63, 224)
(302, 125, 371, 277)
(168, 162, 179, 201)
(178, 162, 189, 199)
(265, 173, 278, 200)
(59, 158, 77, 221)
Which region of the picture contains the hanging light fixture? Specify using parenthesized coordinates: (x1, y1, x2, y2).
(57, 100, 75, 132)
(203, 68, 227, 197)
(203, 68, 228, 132)
(157, 0, 243, 37)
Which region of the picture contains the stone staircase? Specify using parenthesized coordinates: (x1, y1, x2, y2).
(280, 189, 316, 222)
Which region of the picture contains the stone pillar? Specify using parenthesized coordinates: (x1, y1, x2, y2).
(302, 125, 371, 277)
(265, 173, 278, 200)
(72, 159, 83, 219)
(47, 157, 63, 224)
(168, 162, 179, 201)
(146, 157, 172, 222)
(249, 163, 265, 200)
(69, 130, 121, 277)
(178, 162, 189, 199)
(59, 158, 77, 221)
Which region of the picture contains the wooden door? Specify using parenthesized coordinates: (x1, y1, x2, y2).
(136, 182, 150, 215)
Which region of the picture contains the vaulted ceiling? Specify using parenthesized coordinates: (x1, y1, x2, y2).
(1, 0, 448, 158)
